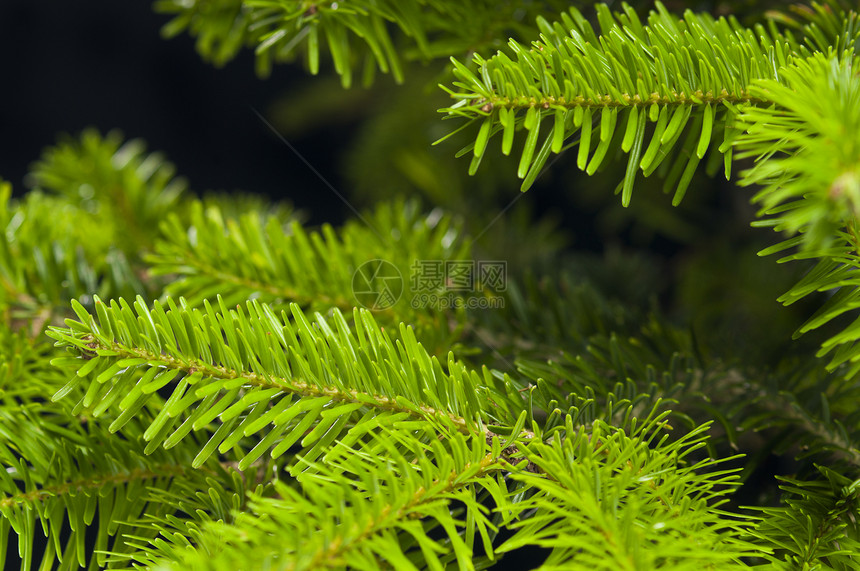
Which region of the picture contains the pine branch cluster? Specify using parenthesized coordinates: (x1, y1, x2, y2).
(3, 0, 860, 569)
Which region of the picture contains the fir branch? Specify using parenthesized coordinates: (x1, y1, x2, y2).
(438, 1, 795, 199)
(153, 0, 595, 84)
(747, 466, 860, 569)
(102, 466, 260, 568)
(0, 409, 217, 570)
(6, 1, 860, 568)
(147, 198, 472, 348)
(737, 53, 860, 250)
(46, 296, 528, 474)
(28, 129, 187, 256)
(155, 0, 416, 84)
(501, 417, 753, 569)
(0, 463, 188, 510)
(766, 0, 860, 56)
(511, 299, 860, 476)
(738, 54, 860, 376)
(153, 407, 751, 570)
(0, 183, 146, 335)
(152, 424, 513, 570)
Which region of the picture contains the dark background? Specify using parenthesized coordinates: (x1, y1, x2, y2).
(0, 1, 349, 220)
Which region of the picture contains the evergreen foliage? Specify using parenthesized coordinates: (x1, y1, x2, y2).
(3, 0, 860, 569)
